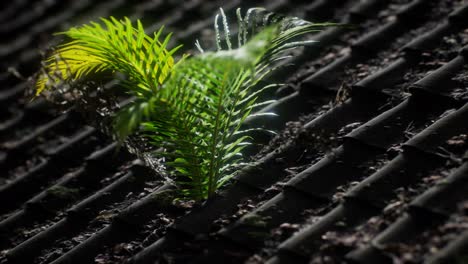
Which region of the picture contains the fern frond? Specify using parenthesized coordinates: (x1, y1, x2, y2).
(36, 17, 181, 97)
(210, 8, 338, 65)
(133, 57, 255, 199)
(108, 8, 337, 199)
(35, 8, 338, 200)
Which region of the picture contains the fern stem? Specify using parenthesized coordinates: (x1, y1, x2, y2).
(206, 70, 229, 198)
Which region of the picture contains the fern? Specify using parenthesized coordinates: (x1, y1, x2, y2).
(36, 8, 336, 200)
(36, 17, 182, 97)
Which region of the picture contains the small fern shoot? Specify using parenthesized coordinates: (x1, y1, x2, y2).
(36, 8, 336, 200)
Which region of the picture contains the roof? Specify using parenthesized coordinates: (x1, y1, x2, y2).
(0, 0, 467, 263)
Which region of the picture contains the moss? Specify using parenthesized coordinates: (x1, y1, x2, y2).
(46, 186, 80, 200)
(126, 175, 137, 183)
(247, 231, 270, 239)
(150, 189, 176, 208)
(241, 213, 270, 228)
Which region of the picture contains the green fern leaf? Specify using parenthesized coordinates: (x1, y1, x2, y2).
(36, 17, 181, 97)
(35, 8, 338, 200)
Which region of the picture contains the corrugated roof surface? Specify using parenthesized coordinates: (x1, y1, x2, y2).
(1, 0, 467, 263)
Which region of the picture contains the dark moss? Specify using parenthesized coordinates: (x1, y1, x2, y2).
(46, 186, 80, 200)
